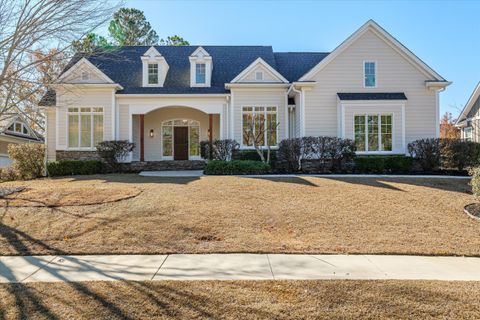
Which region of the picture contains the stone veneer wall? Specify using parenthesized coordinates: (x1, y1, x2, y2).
(120, 160, 206, 173)
(56, 150, 100, 161)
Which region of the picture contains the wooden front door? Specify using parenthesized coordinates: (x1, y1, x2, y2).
(174, 127, 189, 160)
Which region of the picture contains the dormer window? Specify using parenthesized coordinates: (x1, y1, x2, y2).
(141, 46, 169, 87)
(148, 63, 159, 84)
(8, 122, 28, 135)
(189, 47, 212, 87)
(195, 63, 206, 84)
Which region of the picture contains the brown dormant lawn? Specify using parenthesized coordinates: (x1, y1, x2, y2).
(0, 174, 478, 256)
(1, 280, 480, 319)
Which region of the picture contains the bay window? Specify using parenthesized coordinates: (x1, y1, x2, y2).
(242, 106, 277, 147)
(68, 107, 103, 148)
(354, 114, 392, 152)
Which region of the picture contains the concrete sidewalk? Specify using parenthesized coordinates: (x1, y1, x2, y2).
(2, 254, 480, 283)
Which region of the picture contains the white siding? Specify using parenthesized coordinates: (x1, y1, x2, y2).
(46, 108, 56, 161)
(232, 89, 286, 146)
(132, 115, 140, 160)
(239, 65, 283, 82)
(304, 29, 437, 144)
(55, 88, 114, 149)
(118, 104, 130, 140)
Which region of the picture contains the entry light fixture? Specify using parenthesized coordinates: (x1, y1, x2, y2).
(149, 129, 154, 138)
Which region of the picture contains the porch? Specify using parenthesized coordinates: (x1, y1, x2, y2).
(130, 106, 222, 162)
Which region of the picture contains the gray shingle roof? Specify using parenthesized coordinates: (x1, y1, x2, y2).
(337, 92, 407, 100)
(40, 46, 330, 105)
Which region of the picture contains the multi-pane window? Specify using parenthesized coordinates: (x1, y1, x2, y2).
(354, 114, 392, 152)
(196, 63, 206, 84)
(364, 61, 376, 87)
(242, 106, 277, 147)
(68, 107, 103, 148)
(7, 122, 28, 135)
(148, 63, 158, 84)
(464, 127, 473, 142)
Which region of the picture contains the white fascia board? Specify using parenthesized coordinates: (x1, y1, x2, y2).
(56, 57, 115, 84)
(455, 82, 480, 124)
(115, 93, 229, 98)
(53, 83, 123, 90)
(425, 81, 452, 89)
(0, 134, 41, 144)
(299, 19, 446, 82)
(230, 57, 289, 83)
(225, 83, 290, 89)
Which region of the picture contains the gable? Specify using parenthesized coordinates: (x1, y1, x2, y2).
(457, 82, 480, 123)
(299, 20, 445, 82)
(57, 58, 115, 84)
(231, 58, 288, 83)
(0, 114, 41, 141)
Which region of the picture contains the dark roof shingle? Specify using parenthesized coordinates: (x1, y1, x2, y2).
(337, 92, 407, 100)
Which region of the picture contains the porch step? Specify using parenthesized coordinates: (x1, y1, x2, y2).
(122, 160, 206, 173)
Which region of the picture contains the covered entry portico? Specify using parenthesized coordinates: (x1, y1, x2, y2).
(121, 95, 228, 162)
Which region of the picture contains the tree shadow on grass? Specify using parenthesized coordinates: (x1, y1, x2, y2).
(318, 176, 471, 193)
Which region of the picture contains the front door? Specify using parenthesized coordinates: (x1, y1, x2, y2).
(174, 126, 189, 160)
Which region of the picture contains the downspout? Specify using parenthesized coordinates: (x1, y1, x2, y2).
(288, 84, 303, 171)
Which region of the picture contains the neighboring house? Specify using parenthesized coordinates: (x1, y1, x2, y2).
(456, 82, 480, 141)
(39, 20, 450, 164)
(0, 114, 43, 167)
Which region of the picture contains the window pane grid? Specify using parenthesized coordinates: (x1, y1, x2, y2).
(196, 63, 206, 84)
(68, 108, 103, 148)
(364, 62, 376, 87)
(242, 106, 277, 147)
(148, 64, 158, 84)
(354, 114, 392, 152)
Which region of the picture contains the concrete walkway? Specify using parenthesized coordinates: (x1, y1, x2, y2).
(1, 254, 480, 283)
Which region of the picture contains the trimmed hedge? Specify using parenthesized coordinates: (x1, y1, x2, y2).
(204, 160, 271, 175)
(354, 156, 413, 173)
(47, 160, 106, 177)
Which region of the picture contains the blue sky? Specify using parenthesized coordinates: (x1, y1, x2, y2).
(113, 0, 480, 118)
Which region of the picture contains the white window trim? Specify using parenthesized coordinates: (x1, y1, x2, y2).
(363, 60, 377, 88)
(160, 119, 201, 160)
(195, 63, 207, 85)
(464, 127, 473, 142)
(147, 63, 159, 85)
(66, 107, 104, 150)
(353, 113, 394, 154)
(81, 71, 90, 81)
(255, 71, 264, 81)
(241, 105, 279, 149)
(7, 121, 29, 136)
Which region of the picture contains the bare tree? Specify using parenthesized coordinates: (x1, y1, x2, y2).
(0, 0, 121, 126)
(243, 114, 279, 163)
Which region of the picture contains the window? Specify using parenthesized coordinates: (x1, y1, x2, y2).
(364, 61, 376, 87)
(255, 71, 263, 81)
(464, 127, 473, 142)
(242, 106, 277, 147)
(68, 107, 103, 148)
(195, 63, 206, 84)
(81, 71, 89, 81)
(161, 120, 200, 158)
(148, 63, 158, 84)
(7, 122, 28, 135)
(354, 114, 392, 152)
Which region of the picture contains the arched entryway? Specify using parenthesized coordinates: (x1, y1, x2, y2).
(131, 106, 221, 161)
